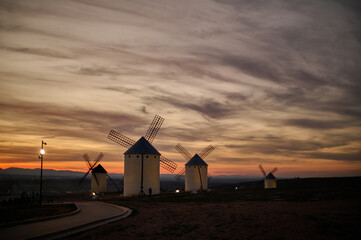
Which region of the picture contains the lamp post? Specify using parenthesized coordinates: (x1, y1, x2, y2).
(39, 140, 47, 205)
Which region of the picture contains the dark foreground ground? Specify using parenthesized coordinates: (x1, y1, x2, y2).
(57, 177, 361, 240)
(0, 203, 77, 224)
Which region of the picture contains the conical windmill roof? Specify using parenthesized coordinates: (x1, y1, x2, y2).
(185, 154, 208, 166)
(92, 164, 107, 173)
(266, 173, 276, 179)
(124, 136, 161, 155)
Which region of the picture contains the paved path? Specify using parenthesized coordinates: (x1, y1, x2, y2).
(0, 201, 131, 240)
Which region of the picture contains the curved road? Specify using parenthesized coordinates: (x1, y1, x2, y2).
(0, 201, 131, 240)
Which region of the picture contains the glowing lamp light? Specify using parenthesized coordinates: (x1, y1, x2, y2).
(175, 189, 180, 193)
(40, 149, 45, 155)
(92, 192, 96, 196)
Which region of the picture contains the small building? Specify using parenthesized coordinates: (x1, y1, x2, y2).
(91, 164, 107, 194)
(264, 173, 277, 189)
(185, 154, 208, 192)
(123, 137, 161, 197)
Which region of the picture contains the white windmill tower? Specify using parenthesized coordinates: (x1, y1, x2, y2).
(79, 153, 121, 194)
(259, 164, 278, 189)
(108, 115, 177, 197)
(175, 143, 214, 192)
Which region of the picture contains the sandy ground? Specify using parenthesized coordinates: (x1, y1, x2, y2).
(59, 193, 360, 240)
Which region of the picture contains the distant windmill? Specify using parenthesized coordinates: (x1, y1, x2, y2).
(108, 114, 177, 197)
(258, 164, 278, 189)
(175, 143, 214, 192)
(79, 153, 121, 193)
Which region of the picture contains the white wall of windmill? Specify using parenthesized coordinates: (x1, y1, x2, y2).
(91, 173, 107, 193)
(264, 178, 277, 189)
(185, 165, 208, 192)
(124, 154, 160, 197)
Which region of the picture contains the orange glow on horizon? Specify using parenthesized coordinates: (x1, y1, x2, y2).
(1, 159, 360, 178)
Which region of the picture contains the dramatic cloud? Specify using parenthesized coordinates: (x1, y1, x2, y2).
(283, 119, 352, 130)
(0, 0, 360, 177)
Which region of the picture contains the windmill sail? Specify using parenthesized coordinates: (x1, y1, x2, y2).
(208, 173, 214, 182)
(79, 152, 104, 185)
(198, 145, 215, 159)
(79, 168, 92, 184)
(270, 167, 278, 175)
(258, 164, 267, 177)
(108, 115, 177, 174)
(93, 152, 104, 164)
(108, 130, 136, 149)
(175, 143, 192, 160)
(175, 167, 186, 182)
(160, 156, 177, 173)
(145, 114, 164, 143)
(79, 153, 92, 184)
(107, 174, 121, 192)
(83, 153, 92, 168)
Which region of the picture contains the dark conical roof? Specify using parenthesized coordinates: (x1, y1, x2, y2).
(92, 164, 107, 173)
(266, 173, 276, 179)
(185, 154, 208, 166)
(124, 136, 160, 155)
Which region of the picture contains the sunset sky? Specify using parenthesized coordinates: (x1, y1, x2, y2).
(0, 0, 360, 177)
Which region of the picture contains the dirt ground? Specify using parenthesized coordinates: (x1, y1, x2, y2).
(59, 188, 361, 240)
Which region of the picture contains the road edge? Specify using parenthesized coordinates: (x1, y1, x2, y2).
(0, 203, 80, 228)
(31, 203, 132, 240)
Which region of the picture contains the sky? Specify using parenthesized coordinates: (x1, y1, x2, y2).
(0, 0, 360, 178)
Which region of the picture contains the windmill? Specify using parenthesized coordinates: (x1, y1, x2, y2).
(79, 153, 121, 193)
(108, 114, 177, 197)
(175, 143, 214, 192)
(258, 164, 278, 189)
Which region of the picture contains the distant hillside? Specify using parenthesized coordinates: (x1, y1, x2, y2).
(0, 167, 122, 179)
(0, 167, 82, 178)
(0, 167, 258, 183)
(235, 176, 361, 190)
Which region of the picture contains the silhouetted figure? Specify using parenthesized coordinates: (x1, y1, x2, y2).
(148, 187, 152, 197)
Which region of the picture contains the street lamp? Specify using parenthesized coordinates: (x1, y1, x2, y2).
(38, 140, 47, 205)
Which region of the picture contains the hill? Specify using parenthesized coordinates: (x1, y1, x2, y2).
(0, 167, 259, 195)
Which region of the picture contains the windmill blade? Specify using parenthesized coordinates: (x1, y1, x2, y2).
(208, 173, 213, 182)
(79, 169, 91, 185)
(107, 174, 121, 192)
(91, 152, 104, 169)
(176, 174, 185, 182)
(258, 164, 266, 177)
(82, 153, 92, 169)
(175, 143, 192, 161)
(198, 145, 215, 159)
(93, 172, 100, 186)
(144, 115, 164, 143)
(94, 152, 104, 162)
(160, 156, 177, 173)
(108, 130, 136, 149)
(270, 167, 278, 175)
(120, 176, 124, 185)
(175, 167, 186, 181)
(176, 167, 186, 176)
